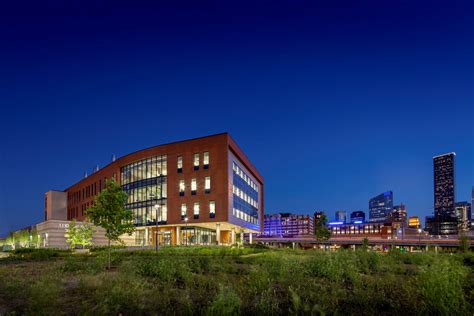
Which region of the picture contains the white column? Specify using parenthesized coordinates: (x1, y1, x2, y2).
(231, 228, 235, 244)
(176, 226, 181, 245)
(145, 228, 149, 246)
(216, 223, 221, 245)
(249, 232, 253, 244)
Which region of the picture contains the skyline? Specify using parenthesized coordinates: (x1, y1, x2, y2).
(0, 0, 473, 236)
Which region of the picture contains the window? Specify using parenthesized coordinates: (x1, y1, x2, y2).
(181, 203, 187, 220)
(159, 205, 167, 222)
(194, 153, 199, 170)
(191, 178, 197, 195)
(179, 180, 185, 196)
(177, 156, 183, 173)
(203, 152, 209, 169)
(205, 176, 211, 194)
(209, 201, 215, 218)
(194, 202, 199, 219)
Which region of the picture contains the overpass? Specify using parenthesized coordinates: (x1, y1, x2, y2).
(254, 236, 472, 250)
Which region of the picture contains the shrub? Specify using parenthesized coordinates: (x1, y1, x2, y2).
(205, 285, 241, 316)
(417, 257, 470, 314)
(136, 257, 192, 284)
(11, 248, 69, 261)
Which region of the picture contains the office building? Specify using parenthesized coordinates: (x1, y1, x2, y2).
(455, 202, 471, 232)
(328, 222, 392, 239)
(433, 153, 457, 234)
(408, 216, 421, 229)
(369, 191, 393, 223)
(424, 216, 435, 234)
(350, 211, 365, 223)
(390, 204, 407, 225)
(37, 133, 264, 247)
(262, 213, 314, 237)
(335, 210, 347, 223)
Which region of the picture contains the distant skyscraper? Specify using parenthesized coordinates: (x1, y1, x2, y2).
(433, 153, 457, 234)
(350, 211, 365, 223)
(391, 204, 407, 224)
(369, 191, 393, 223)
(455, 202, 471, 232)
(335, 210, 347, 223)
(434, 153, 456, 217)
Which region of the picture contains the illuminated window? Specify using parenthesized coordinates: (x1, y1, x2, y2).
(179, 180, 185, 196)
(162, 161, 167, 175)
(177, 156, 183, 173)
(203, 152, 209, 168)
(160, 205, 167, 222)
(191, 178, 197, 195)
(193, 202, 199, 219)
(209, 201, 215, 218)
(205, 176, 211, 193)
(181, 203, 186, 219)
(194, 153, 199, 170)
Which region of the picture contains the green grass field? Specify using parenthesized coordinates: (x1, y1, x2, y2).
(0, 247, 472, 315)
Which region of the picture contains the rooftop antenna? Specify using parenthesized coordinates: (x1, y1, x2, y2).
(95, 164, 99, 172)
(84, 172, 88, 179)
(112, 154, 116, 162)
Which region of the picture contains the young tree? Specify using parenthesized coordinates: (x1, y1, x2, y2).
(78, 222, 95, 249)
(362, 237, 369, 251)
(314, 214, 331, 241)
(86, 178, 135, 268)
(65, 220, 95, 250)
(5, 232, 16, 250)
(65, 220, 79, 249)
(459, 233, 470, 253)
(13, 229, 30, 248)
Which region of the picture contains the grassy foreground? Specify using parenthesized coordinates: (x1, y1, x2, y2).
(0, 247, 473, 315)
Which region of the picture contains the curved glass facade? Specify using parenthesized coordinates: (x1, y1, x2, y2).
(120, 156, 167, 226)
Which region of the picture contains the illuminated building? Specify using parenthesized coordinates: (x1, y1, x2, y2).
(455, 202, 471, 232)
(350, 211, 365, 223)
(262, 213, 314, 237)
(408, 216, 421, 229)
(390, 204, 407, 225)
(433, 153, 457, 234)
(328, 222, 393, 239)
(36, 133, 264, 247)
(369, 191, 393, 223)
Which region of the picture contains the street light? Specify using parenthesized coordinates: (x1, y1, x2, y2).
(154, 204, 160, 252)
(184, 217, 189, 246)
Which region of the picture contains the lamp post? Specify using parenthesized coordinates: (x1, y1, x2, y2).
(184, 217, 189, 246)
(154, 204, 160, 252)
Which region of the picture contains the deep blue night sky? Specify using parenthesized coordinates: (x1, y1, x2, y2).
(0, 0, 473, 236)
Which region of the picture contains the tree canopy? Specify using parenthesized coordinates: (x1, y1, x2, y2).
(65, 219, 95, 249)
(315, 214, 331, 241)
(86, 178, 135, 244)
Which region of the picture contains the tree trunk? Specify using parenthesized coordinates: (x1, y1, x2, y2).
(108, 239, 111, 269)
